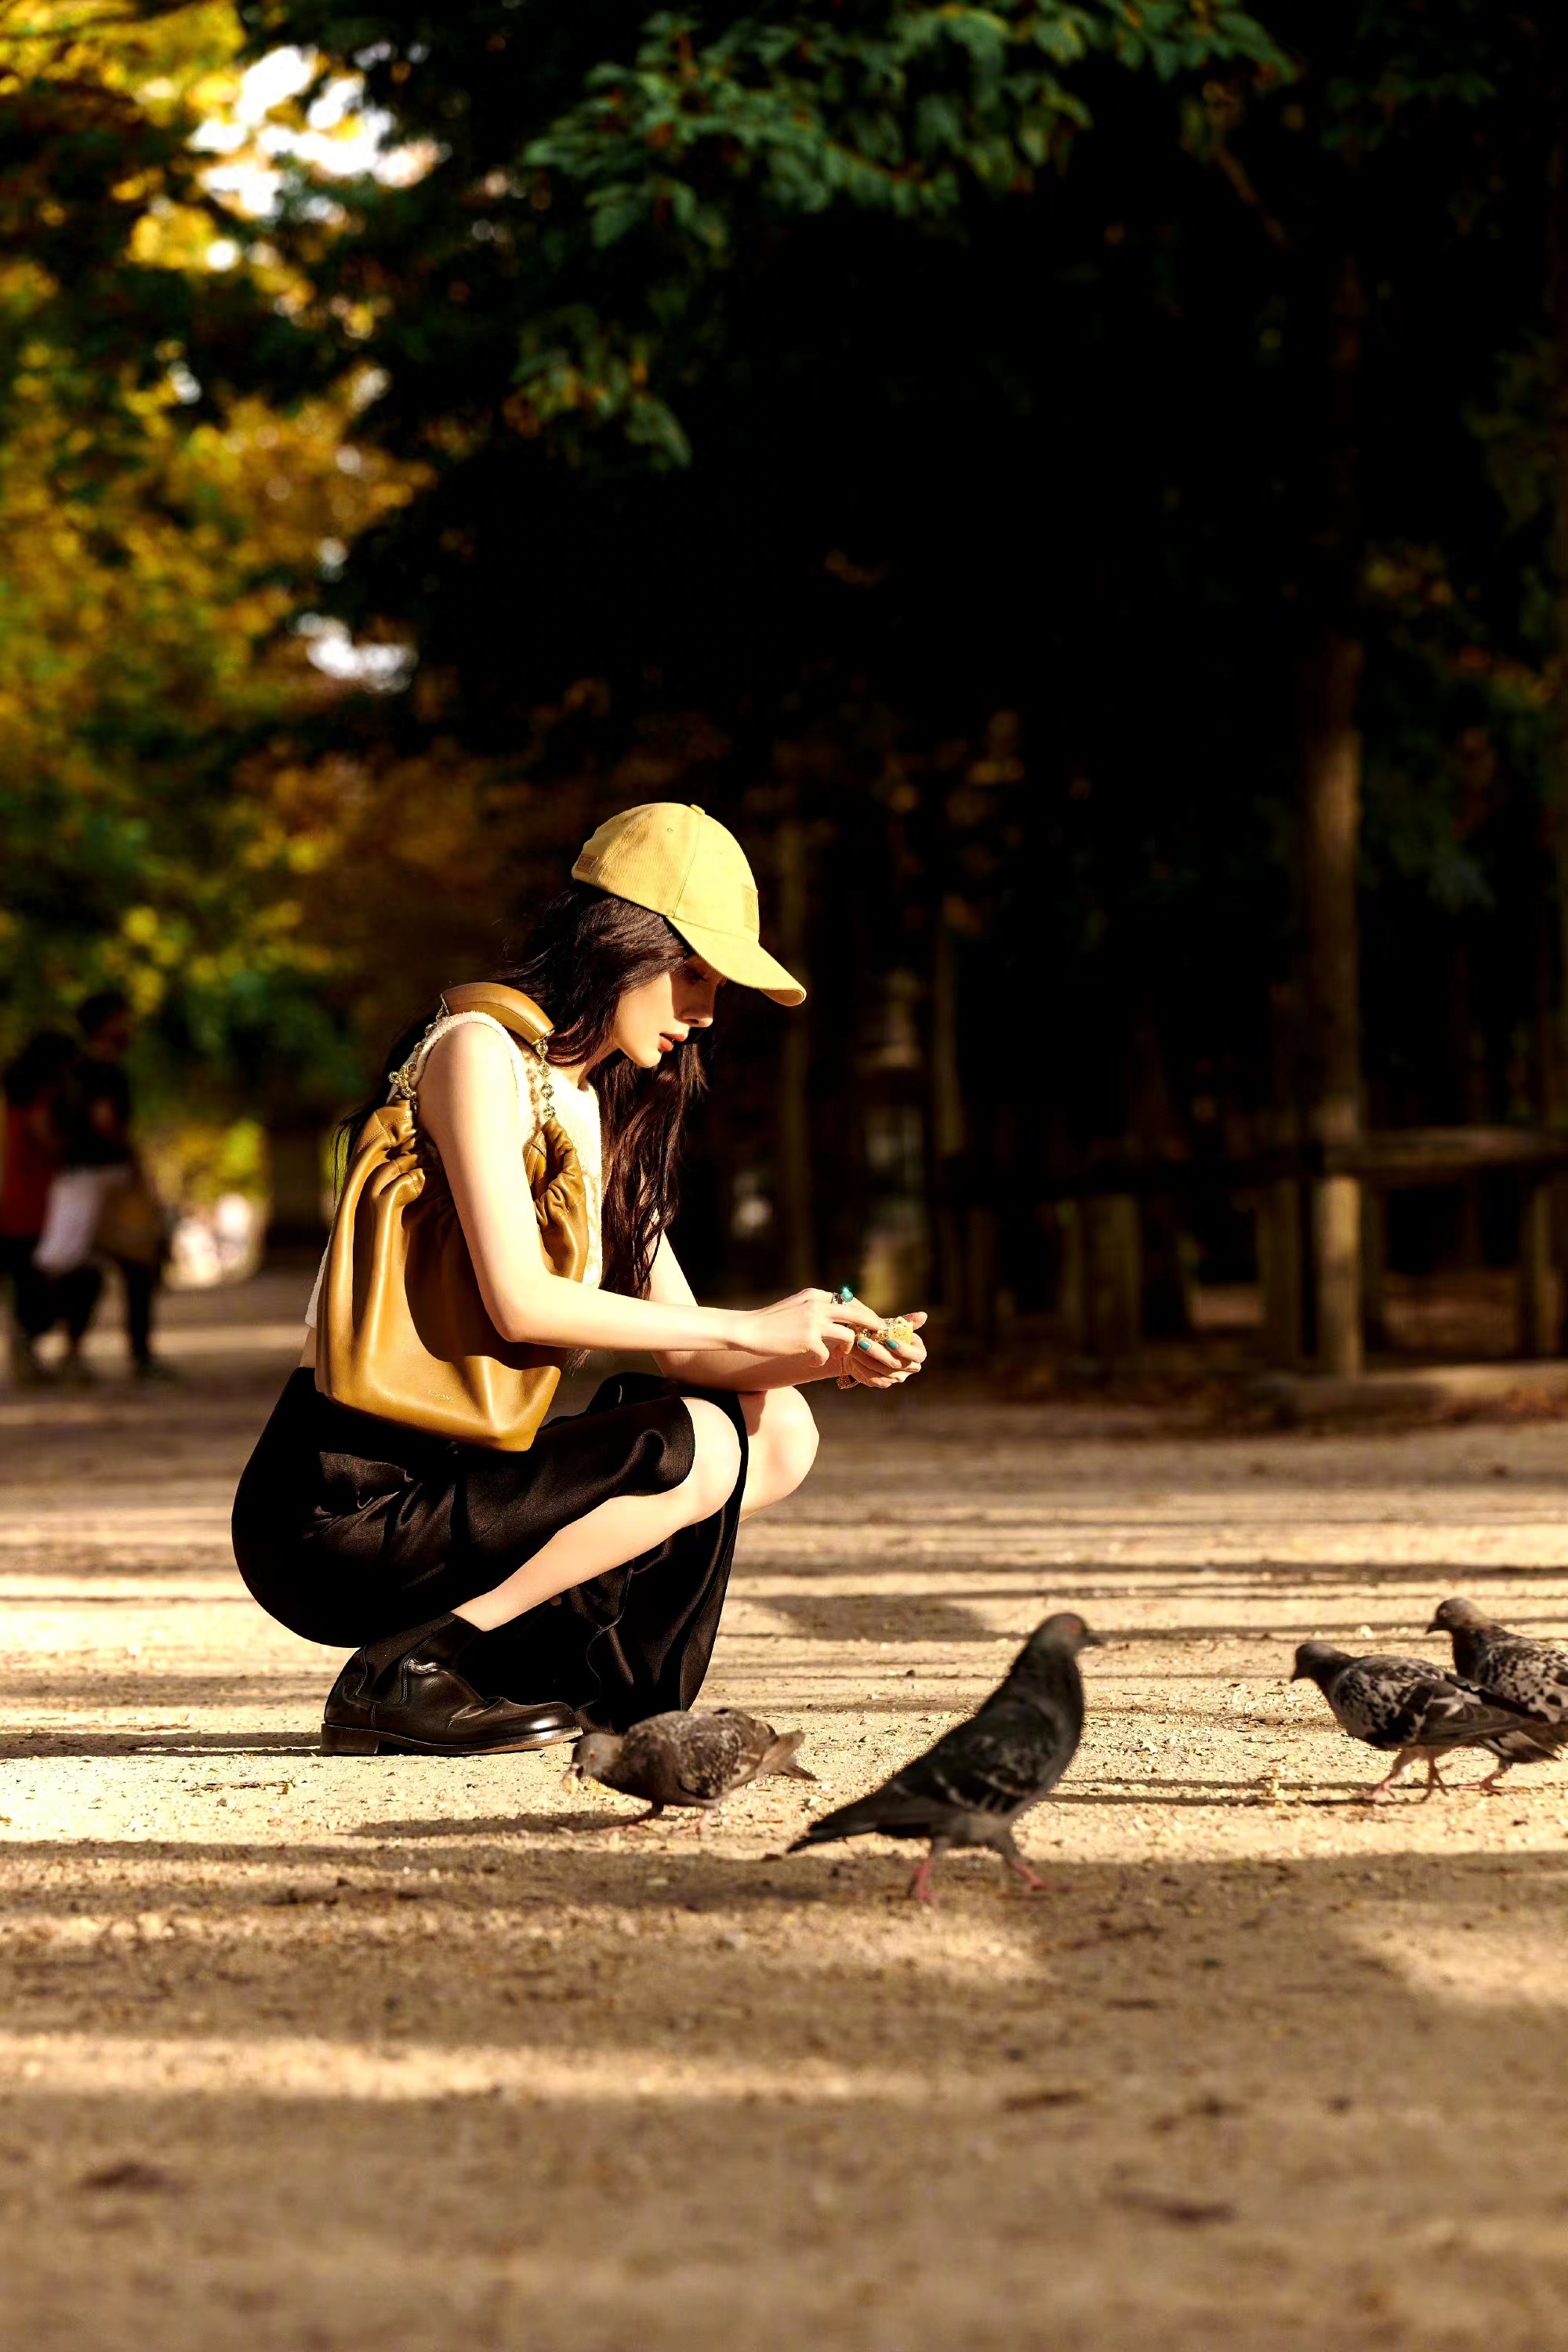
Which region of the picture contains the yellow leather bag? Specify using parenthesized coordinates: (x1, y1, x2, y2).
(314, 982, 590, 1450)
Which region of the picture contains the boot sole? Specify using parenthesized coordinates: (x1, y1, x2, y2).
(321, 1722, 579, 1758)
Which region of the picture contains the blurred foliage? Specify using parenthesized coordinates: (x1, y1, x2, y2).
(0, 0, 423, 1105)
(0, 360, 419, 1106)
(143, 1111, 266, 1203)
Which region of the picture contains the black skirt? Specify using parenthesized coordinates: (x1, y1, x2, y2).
(231, 1370, 747, 1730)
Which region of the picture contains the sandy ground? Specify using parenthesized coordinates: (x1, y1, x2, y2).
(5, 1278, 1568, 2349)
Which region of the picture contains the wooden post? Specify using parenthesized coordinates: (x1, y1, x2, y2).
(1360, 1187, 1388, 1354)
(1519, 1174, 1559, 1358)
(1260, 978, 1305, 1367)
(1258, 1179, 1303, 1367)
(1312, 1174, 1362, 1374)
(1087, 1194, 1142, 1367)
(775, 815, 815, 1292)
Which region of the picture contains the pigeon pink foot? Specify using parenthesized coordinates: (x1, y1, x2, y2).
(1362, 1747, 1417, 1802)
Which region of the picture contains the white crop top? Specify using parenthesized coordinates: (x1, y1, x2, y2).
(303, 1008, 604, 1330)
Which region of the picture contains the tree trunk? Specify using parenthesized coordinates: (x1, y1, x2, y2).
(1301, 252, 1367, 1378)
(1550, 124, 1568, 1127)
(1259, 980, 1305, 1365)
(1302, 629, 1366, 1375)
(1537, 96, 1568, 1341)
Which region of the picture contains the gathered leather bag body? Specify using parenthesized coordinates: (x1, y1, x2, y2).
(314, 982, 590, 1451)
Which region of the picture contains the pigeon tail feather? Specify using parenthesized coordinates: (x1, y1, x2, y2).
(789, 1792, 948, 1850)
(760, 1730, 815, 1781)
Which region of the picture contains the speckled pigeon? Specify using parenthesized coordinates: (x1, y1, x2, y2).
(788, 1611, 1101, 1901)
(1290, 1641, 1556, 1800)
(1425, 1598, 1568, 1791)
(571, 1708, 815, 1822)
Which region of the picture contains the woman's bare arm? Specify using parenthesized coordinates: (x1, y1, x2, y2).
(416, 1023, 884, 1369)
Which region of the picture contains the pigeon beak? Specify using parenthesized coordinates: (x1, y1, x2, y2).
(1423, 1614, 1441, 1635)
(1083, 1629, 1106, 1648)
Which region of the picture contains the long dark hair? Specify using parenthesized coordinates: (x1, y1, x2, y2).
(347, 884, 704, 1298)
(500, 884, 704, 1295)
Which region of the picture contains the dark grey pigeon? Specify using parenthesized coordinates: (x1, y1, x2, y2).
(1425, 1597, 1568, 1791)
(1290, 1641, 1554, 1800)
(788, 1611, 1101, 1901)
(571, 1708, 815, 1822)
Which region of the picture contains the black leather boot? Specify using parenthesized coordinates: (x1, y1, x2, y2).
(321, 1614, 580, 1755)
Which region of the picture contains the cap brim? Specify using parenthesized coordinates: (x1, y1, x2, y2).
(670, 919, 806, 1006)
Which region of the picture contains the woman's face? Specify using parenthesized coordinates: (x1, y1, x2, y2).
(611, 953, 724, 1070)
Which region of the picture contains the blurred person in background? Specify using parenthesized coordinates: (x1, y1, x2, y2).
(34, 991, 172, 1383)
(0, 1030, 103, 1385)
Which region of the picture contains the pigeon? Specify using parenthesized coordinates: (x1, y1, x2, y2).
(1290, 1641, 1555, 1800)
(570, 1708, 815, 1822)
(788, 1611, 1101, 1901)
(1425, 1597, 1568, 1791)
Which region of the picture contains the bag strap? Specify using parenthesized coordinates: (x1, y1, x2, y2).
(440, 982, 552, 1044)
(387, 981, 561, 1125)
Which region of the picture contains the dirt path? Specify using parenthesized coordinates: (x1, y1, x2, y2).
(4, 1287, 1568, 2349)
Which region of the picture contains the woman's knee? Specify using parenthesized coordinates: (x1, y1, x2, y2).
(742, 1385, 818, 1505)
(677, 1396, 743, 1519)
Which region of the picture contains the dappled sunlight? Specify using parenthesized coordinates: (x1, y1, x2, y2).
(0, 2031, 982, 2108)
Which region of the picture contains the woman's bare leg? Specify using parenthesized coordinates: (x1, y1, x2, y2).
(453, 1398, 742, 1632)
(739, 1385, 819, 1519)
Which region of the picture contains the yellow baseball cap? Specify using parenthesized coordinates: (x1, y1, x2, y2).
(572, 803, 806, 1006)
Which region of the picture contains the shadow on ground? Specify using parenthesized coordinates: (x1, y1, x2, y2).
(0, 1831, 1560, 2349)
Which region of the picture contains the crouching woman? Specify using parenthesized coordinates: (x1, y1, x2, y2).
(232, 804, 924, 1755)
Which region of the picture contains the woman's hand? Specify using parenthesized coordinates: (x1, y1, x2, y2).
(838, 1308, 927, 1388)
(734, 1288, 884, 1372)
(733, 1291, 927, 1383)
